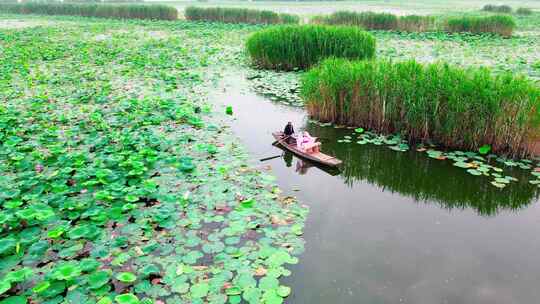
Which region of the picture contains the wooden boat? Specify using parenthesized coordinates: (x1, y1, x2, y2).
(272, 131, 342, 167)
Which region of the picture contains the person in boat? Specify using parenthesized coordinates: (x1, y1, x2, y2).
(283, 122, 295, 144)
(297, 131, 320, 154)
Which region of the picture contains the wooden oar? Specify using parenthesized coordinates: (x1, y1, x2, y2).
(260, 154, 282, 162)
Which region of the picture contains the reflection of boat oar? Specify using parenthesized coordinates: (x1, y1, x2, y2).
(260, 154, 282, 162)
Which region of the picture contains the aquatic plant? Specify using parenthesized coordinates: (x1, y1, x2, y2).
(184, 6, 299, 24)
(516, 7, 533, 15)
(0, 16, 306, 303)
(301, 58, 540, 157)
(397, 14, 437, 32)
(445, 15, 516, 36)
(311, 11, 398, 30)
(311, 11, 437, 32)
(246, 25, 376, 70)
(482, 4, 513, 13)
(0, 2, 178, 20)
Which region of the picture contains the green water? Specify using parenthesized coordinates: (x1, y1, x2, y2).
(215, 72, 540, 304)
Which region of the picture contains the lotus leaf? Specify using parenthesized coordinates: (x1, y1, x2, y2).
(52, 263, 81, 281)
(0, 238, 17, 256)
(259, 277, 279, 290)
(115, 294, 140, 304)
(261, 289, 283, 304)
(276, 285, 291, 297)
(0, 296, 27, 304)
(89, 271, 111, 289)
(116, 272, 137, 283)
(190, 282, 210, 298)
(466, 169, 482, 176)
(97, 297, 113, 304)
(5, 268, 33, 283)
(0, 281, 10, 295)
(490, 181, 506, 188)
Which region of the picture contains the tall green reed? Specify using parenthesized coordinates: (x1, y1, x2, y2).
(445, 15, 516, 36)
(246, 25, 375, 70)
(516, 7, 533, 15)
(482, 4, 513, 13)
(302, 58, 540, 157)
(184, 6, 299, 24)
(0, 3, 178, 20)
(311, 11, 436, 32)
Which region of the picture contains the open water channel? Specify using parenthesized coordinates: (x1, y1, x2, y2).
(213, 71, 540, 304)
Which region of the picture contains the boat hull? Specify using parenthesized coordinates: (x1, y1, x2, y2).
(272, 132, 342, 167)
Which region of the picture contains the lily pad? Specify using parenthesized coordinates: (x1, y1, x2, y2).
(190, 282, 209, 298)
(115, 294, 139, 304)
(116, 272, 137, 283)
(466, 169, 482, 176)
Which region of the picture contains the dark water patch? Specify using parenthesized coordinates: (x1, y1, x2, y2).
(307, 122, 540, 216)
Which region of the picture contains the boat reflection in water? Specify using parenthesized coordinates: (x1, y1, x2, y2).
(281, 121, 540, 216)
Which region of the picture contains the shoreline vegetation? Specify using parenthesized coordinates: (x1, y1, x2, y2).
(301, 58, 540, 157)
(0, 3, 526, 36)
(312, 11, 517, 36)
(445, 15, 516, 37)
(311, 11, 437, 32)
(184, 6, 299, 24)
(0, 2, 178, 20)
(246, 25, 375, 70)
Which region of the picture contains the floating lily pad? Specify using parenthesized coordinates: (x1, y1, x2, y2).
(190, 283, 209, 298)
(115, 293, 139, 304)
(490, 181, 506, 189)
(466, 169, 482, 176)
(0, 296, 27, 304)
(0, 281, 10, 295)
(276, 285, 291, 297)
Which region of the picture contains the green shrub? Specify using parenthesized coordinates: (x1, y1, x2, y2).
(246, 25, 375, 70)
(184, 6, 299, 24)
(482, 4, 513, 13)
(301, 58, 540, 157)
(0, 3, 178, 20)
(445, 15, 516, 36)
(516, 7, 533, 15)
(312, 11, 437, 32)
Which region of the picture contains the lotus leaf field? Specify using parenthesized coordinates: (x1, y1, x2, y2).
(0, 16, 307, 304)
(2, 4, 540, 304)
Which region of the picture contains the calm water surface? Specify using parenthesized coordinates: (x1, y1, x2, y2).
(214, 72, 540, 304)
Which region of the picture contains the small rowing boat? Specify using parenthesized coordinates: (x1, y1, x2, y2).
(272, 131, 342, 167)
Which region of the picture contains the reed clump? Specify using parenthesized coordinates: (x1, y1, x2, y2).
(246, 25, 375, 70)
(312, 11, 398, 30)
(445, 15, 516, 36)
(397, 14, 437, 32)
(516, 7, 533, 15)
(482, 4, 513, 13)
(301, 58, 540, 157)
(0, 3, 178, 20)
(184, 6, 299, 24)
(311, 11, 437, 32)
